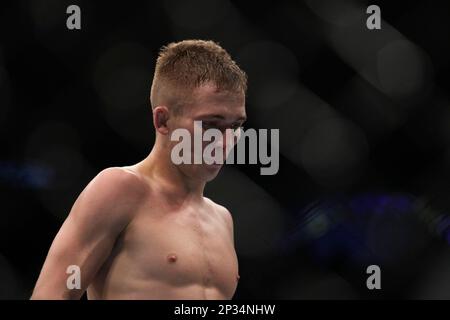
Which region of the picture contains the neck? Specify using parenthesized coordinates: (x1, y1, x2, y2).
(138, 140, 205, 204)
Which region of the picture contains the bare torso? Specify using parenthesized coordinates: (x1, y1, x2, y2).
(86, 167, 239, 300)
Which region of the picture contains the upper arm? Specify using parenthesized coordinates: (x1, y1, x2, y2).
(31, 167, 145, 299)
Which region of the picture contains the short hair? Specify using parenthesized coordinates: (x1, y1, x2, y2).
(150, 40, 247, 114)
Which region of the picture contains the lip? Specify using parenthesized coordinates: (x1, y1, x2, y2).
(203, 157, 223, 166)
(206, 162, 223, 168)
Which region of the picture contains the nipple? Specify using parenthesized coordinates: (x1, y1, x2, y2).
(167, 253, 178, 263)
(236, 274, 240, 282)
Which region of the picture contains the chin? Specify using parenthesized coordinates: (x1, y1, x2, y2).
(182, 164, 222, 182)
(203, 164, 223, 181)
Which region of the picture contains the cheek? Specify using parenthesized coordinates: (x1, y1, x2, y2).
(224, 130, 240, 149)
(170, 113, 194, 128)
(169, 118, 196, 141)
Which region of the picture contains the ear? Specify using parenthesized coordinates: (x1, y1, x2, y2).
(153, 106, 170, 135)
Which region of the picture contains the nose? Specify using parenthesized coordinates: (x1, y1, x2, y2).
(206, 130, 237, 160)
(222, 129, 240, 158)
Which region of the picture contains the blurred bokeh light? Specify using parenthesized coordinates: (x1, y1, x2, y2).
(0, 0, 449, 299)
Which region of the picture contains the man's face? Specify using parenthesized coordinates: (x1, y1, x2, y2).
(169, 83, 246, 182)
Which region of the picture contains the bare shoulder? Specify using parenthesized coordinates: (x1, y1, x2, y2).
(73, 167, 148, 223)
(204, 197, 234, 230)
(85, 167, 147, 201)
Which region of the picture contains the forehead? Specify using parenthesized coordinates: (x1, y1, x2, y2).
(188, 83, 246, 118)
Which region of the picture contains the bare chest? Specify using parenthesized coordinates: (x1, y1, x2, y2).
(116, 204, 239, 297)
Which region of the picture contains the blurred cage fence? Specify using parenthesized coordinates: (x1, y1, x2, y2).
(0, 0, 450, 299)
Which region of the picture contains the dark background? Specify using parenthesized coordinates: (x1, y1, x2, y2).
(0, 0, 449, 299)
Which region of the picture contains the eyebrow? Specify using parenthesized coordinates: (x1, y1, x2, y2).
(199, 114, 247, 122)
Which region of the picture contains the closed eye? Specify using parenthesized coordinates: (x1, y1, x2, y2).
(201, 120, 245, 132)
(231, 121, 245, 131)
(202, 121, 218, 130)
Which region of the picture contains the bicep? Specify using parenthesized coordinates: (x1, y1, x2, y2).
(32, 213, 117, 299)
(31, 168, 140, 299)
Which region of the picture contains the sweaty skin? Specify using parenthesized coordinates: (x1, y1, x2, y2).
(31, 83, 246, 300)
(93, 165, 240, 299)
(32, 166, 239, 300)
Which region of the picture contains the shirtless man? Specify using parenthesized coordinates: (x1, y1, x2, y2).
(31, 40, 247, 299)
